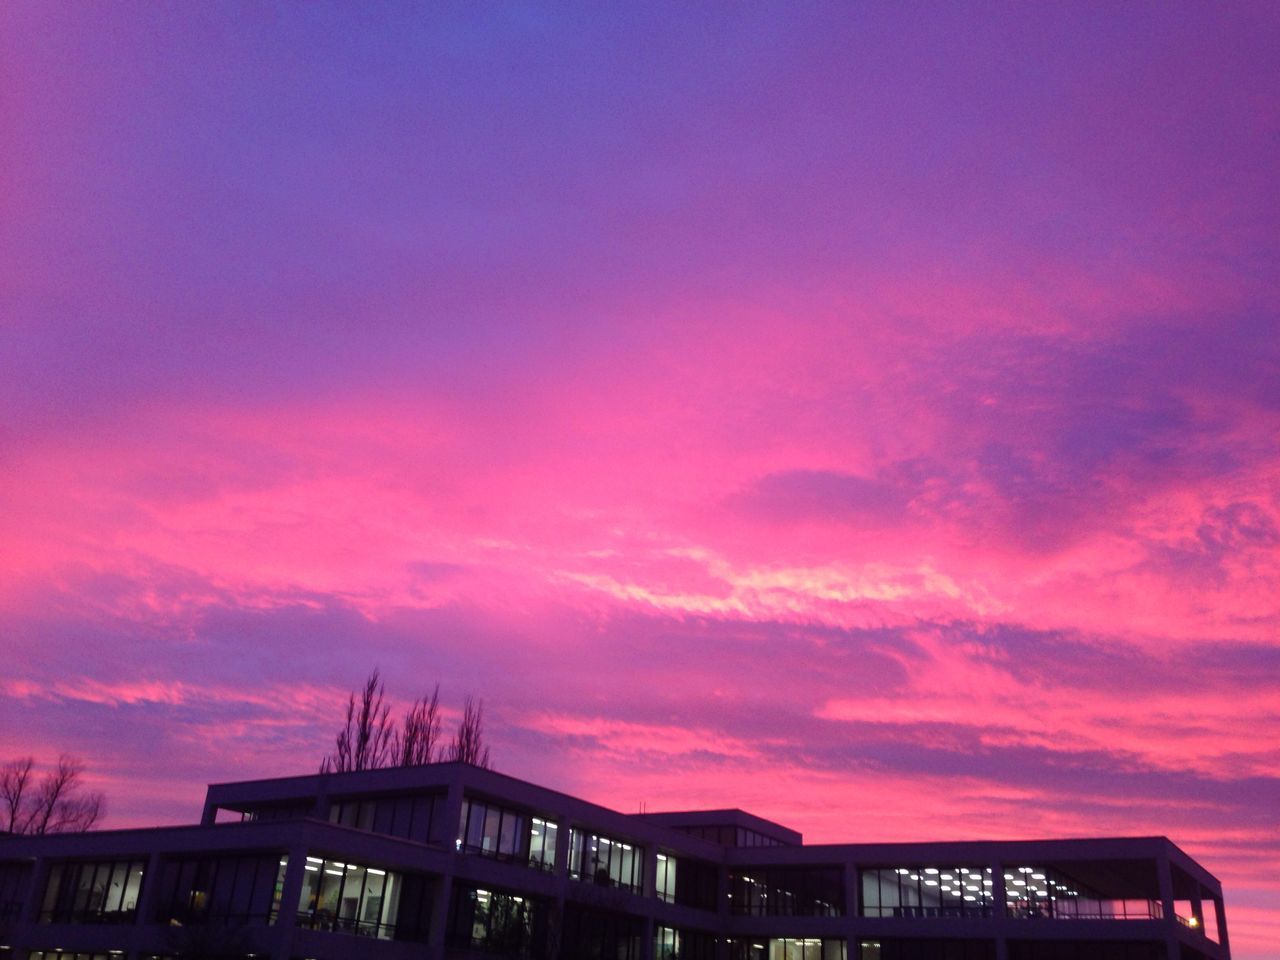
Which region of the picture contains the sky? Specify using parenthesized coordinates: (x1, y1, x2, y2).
(1, 2, 1277, 955)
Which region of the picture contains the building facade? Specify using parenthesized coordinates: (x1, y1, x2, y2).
(0, 762, 1229, 960)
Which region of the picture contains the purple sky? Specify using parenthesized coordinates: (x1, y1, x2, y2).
(2, 4, 1278, 956)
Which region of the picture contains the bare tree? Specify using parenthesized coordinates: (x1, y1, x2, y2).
(1, 755, 104, 835)
(0, 756, 34, 833)
(394, 684, 442, 766)
(320, 669, 396, 773)
(447, 695, 491, 769)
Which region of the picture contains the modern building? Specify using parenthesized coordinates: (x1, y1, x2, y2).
(0, 761, 1229, 960)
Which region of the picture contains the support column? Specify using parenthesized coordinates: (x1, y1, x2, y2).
(424, 774, 465, 960)
(1156, 850, 1178, 960)
(1213, 894, 1230, 957)
(992, 861, 1008, 960)
(17, 857, 47, 925)
(843, 860, 859, 957)
(264, 841, 309, 960)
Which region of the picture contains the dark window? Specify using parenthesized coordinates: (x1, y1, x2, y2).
(560, 902, 644, 960)
(858, 940, 996, 960)
(0, 859, 32, 922)
(657, 926, 717, 960)
(730, 866, 844, 916)
(153, 853, 287, 926)
(39, 858, 146, 924)
(447, 883, 549, 958)
(328, 792, 440, 843)
(459, 797, 529, 862)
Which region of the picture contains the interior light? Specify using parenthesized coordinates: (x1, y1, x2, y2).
(924, 868, 940, 875)
(941, 874, 954, 880)
(368, 868, 386, 876)
(925, 880, 939, 886)
(324, 869, 343, 876)
(964, 895, 976, 901)
(1019, 867, 1033, 873)
(306, 857, 323, 864)
(304, 865, 318, 872)
(896, 868, 910, 874)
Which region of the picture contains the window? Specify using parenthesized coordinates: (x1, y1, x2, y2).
(295, 856, 428, 940)
(153, 853, 287, 926)
(328, 792, 439, 842)
(859, 940, 996, 960)
(561, 902, 644, 960)
(730, 866, 844, 916)
(655, 853, 677, 903)
(658, 926, 716, 960)
(859, 867, 994, 919)
(1001, 864, 1159, 921)
(458, 798, 527, 861)
(729, 939, 847, 960)
(529, 816, 558, 871)
(448, 884, 548, 958)
(568, 828, 642, 893)
(0, 859, 32, 922)
(39, 859, 146, 924)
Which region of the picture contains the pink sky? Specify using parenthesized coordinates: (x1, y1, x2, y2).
(2, 4, 1278, 956)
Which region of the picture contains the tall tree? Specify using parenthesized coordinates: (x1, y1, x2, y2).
(320, 669, 396, 773)
(0, 756, 33, 833)
(1, 755, 104, 834)
(395, 684, 442, 767)
(447, 695, 492, 769)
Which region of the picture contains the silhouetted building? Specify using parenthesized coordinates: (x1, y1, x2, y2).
(0, 762, 1229, 959)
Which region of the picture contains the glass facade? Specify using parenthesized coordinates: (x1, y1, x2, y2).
(295, 855, 421, 939)
(860, 867, 995, 919)
(459, 798, 527, 861)
(328, 791, 439, 843)
(529, 816, 558, 871)
(730, 866, 844, 916)
(677, 825, 786, 847)
(447, 883, 548, 958)
(569, 828, 642, 893)
(858, 940, 996, 960)
(655, 853, 677, 902)
(1002, 865, 1158, 920)
(561, 902, 644, 960)
(234, 800, 313, 822)
(656, 925, 716, 960)
(152, 852, 287, 926)
(729, 938, 847, 960)
(0, 859, 32, 922)
(39, 859, 146, 924)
